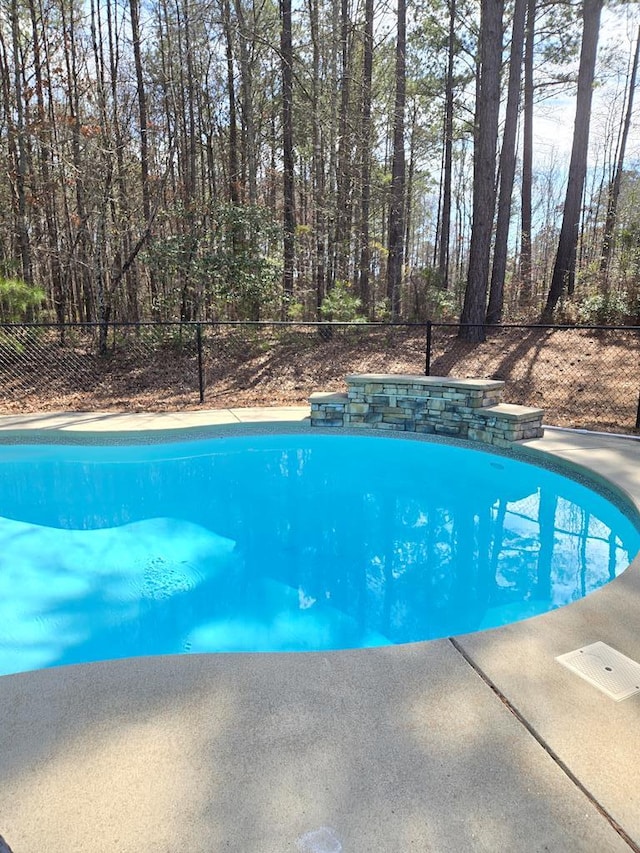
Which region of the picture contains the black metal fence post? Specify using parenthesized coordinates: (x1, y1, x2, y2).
(196, 322, 204, 403)
(425, 320, 432, 375)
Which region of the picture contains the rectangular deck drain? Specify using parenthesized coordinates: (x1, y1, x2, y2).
(556, 642, 640, 702)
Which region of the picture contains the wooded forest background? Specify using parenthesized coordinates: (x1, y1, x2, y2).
(1, 0, 640, 339)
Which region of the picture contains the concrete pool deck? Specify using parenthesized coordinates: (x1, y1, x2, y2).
(0, 407, 639, 853)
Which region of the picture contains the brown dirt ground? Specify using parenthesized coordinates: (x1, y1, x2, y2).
(0, 325, 638, 433)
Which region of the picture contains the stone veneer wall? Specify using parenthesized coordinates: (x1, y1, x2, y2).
(309, 374, 544, 447)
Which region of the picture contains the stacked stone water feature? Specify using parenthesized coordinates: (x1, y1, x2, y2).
(309, 374, 544, 447)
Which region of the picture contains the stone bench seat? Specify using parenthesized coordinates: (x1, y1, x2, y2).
(345, 373, 505, 392)
(345, 374, 505, 407)
(309, 374, 544, 446)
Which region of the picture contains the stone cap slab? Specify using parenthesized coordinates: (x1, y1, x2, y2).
(479, 403, 544, 421)
(345, 373, 505, 391)
(309, 391, 348, 403)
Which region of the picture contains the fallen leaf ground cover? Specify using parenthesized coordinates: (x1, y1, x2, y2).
(0, 324, 637, 433)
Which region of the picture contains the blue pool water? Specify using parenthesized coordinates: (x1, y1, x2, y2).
(0, 432, 638, 675)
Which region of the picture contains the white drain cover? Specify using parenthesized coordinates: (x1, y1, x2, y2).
(556, 642, 640, 702)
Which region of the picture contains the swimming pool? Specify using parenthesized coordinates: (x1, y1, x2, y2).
(0, 431, 638, 675)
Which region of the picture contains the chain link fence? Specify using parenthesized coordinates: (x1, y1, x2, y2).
(0, 321, 637, 433)
(428, 324, 639, 434)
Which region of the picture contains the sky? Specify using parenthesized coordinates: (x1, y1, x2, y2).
(532, 5, 640, 171)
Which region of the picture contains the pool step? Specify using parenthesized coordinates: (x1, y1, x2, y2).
(472, 403, 545, 443)
(309, 392, 348, 427)
(309, 376, 544, 447)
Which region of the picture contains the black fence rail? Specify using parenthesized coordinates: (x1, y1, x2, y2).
(0, 321, 637, 434)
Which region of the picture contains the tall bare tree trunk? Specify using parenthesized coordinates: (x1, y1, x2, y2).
(106, 0, 140, 322)
(357, 0, 374, 313)
(404, 100, 417, 283)
(438, 0, 456, 290)
(542, 0, 603, 321)
(386, 0, 406, 321)
(280, 0, 295, 308)
(223, 0, 240, 203)
(332, 0, 354, 285)
(9, 0, 32, 284)
(325, 0, 339, 295)
(130, 0, 159, 316)
(61, 0, 93, 319)
(519, 0, 535, 308)
(309, 0, 326, 317)
(234, 0, 258, 205)
(600, 24, 640, 277)
(27, 0, 64, 321)
(486, 0, 527, 324)
(90, 0, 114, 336)
(459, 0, 504, 341)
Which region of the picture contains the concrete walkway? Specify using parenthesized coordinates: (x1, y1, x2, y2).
(0, 409, 639, 853)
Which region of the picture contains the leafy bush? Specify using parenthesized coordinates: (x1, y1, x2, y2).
(0, 277, 45, 322)
(574, 291, 633, 324)
(320, 280, 366, 322)
(403, 268, 460, 322)
(286, 299, 305, 321)
(145, 203, 282, 320)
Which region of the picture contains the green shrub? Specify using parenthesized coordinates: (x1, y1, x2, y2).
(0, 278, 45, 322)
(320, 280, 366, 322)
(574, 291, 632, 324)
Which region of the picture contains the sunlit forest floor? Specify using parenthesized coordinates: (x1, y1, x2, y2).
(0, 326, 637, 433)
